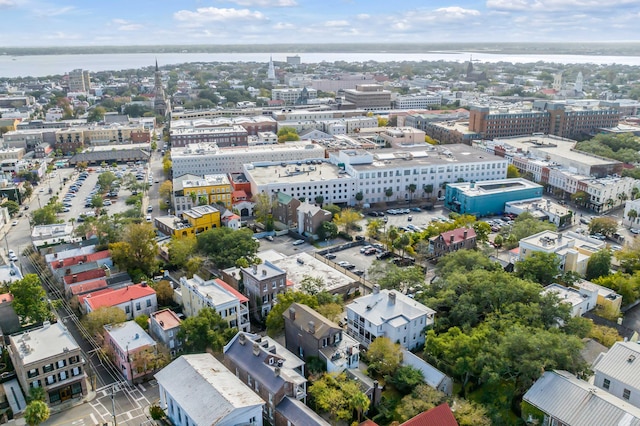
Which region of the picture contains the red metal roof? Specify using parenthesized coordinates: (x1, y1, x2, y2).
(51, 250, 110, 270)
(401, 404, 459, 426)
(68, 279, 108, 296)
(63, 268, 106, 285)
(84, 284, 156, 311)
(214, 279, 249, 303)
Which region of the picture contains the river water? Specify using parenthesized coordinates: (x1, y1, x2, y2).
(2, 51, 640, 78)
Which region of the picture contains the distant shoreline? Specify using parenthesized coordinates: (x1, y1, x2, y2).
(1, 42, 640, 57)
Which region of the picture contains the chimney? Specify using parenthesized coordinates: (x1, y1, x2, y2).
(239, 333, 246, 346)
(463, 229, 468, 239)
(308, 321, 315, 334)
(72, 275, 77, 283)
(289, 307, 296, 321)
(262, 269, 267, 276)
(389, 291, 396, 305)
(373, 284, 380, 294)
(253, 264, 258, 274)
(450, 235, 455, 244)
(274, 366, 281, 376)
(58, 260, 63, 267)
(252, 342, 260, 356)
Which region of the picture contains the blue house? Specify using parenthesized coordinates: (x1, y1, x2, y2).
(445, 178, 543, 217)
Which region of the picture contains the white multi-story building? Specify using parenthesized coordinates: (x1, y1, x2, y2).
(518, 230, 606, 277)
(156, 354, 265, 426)
(243, 161, 357, 206)
(346, 285, 435, 350)
(271, 87, 317, 104)
(393, 93, 442, 109)
(179, 275, 250, 332)
(336, 144, 509, 205)
(541, 284, 597, 318)
(45, 108, 64, 122)
(593, 341, 640, 409)
(170, 141, 326, 178)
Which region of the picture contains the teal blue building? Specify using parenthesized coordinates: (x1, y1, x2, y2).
(445, 178, 543, 217)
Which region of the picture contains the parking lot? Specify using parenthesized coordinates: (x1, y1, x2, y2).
(53, 165, 151, 224)
(256, 234, 315, 256)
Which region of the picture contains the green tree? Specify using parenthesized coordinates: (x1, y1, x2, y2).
(315, 195, 324, 206)
(196, 227, 259, 269)
(589, 217, 618, 236)
(308, 372, 369, 425)
(385, 187, 394, 202)
(390, 365, 424, 395)
(2, 200, 20, 217)
(91, 194, 104, 208)
(300, 275, 325, 295)
(423, 184, 434, 198)
(406, 183, 417, 201)
(366, 218, 383, 240)
(366, 337, 403, 376)
(277, 126, 300, 143)
(586, 249, 612, 281)
(355, 191, 364, 205)
(627, 208, 638, 225)
(252, 192, 273, 224)
(266, 292, 318, 336)
(368, 262, 424, 291)
(473, 221, 491, 243)
(515, 251, 561, 285)
(394, 384, 446, 423)
(31, 204, 59, 225)
(178, 308, 236, 353)
(135, 314, 149, 331)
(323, 203, 341, 217)
(595, 272, 640, 305)
(10, 274, 50, 325)
(82, 306, 127, 338)
(109, 222, 158, 277)
(24, 400, 50, 426)
(154, 280, 174, 306)
(87, 106, 106, 123)
(27, 387, 46, 403)
(453, 399, 492, 426)
(571, 190, 589, 206)
(97, 171, 117, 193)
(435, 249, 501, 278)
(317, 221, 338, 241)
(506, 164, 520, 178)
(333, 208, 360, 234)
(185, 256, 205, 279)
(168, 235, 198, 269)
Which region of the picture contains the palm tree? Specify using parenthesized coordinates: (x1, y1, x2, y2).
(351, 391, 370, 423)
(606, 198, 615, 210)
(406, 183, 417, 202)
(628, 209, 638, 227)
(618, 192, 628, 205)
(385, 187, 393, 202)
(632, 187, 640, 200)
(423, 184, 434, 199)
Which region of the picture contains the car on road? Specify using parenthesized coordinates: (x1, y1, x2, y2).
(11, 220, 18, 226)
(147, 206, 153, 213)
(39, 188, 44, 193)
(23, 205, 29, 210)
(324, 253, 336, 260)
(292, 239, 305, 246)
(8, 250, 17, 262)
(103, 200, 112, 206)
(146, 214, 152, 222)
(62, 207, 70, 213)
(353, 269, 365, 276)
(631, 228, 640, 235)
(265, 235, 274, 241)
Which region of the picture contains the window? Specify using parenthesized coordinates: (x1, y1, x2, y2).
(603, 378, 610, 390)
(146, 299, 152, 307)
(624, 388, 631, 400)
(46, 375, 56, 385)
(28, 368, 38, 378)
(58, 371, 67, 381)
(136, 302, 141, 311)
(57, 359, 66, 369)
(72, 367, 81, 377)
(43, 364, 54, 373)
(125, 306, 131, 314)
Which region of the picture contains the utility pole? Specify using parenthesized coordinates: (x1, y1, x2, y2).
(111, 384, 117, 426)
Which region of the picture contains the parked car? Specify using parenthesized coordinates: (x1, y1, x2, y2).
(360, 245, 373, 253)
(11, 220, 18, 226)
(355, 235, 365, 241)
(147, 206, 153, 213)
(104, 200, 112, 206)
(292, 239, 305, 246)
(631, 228, 640, 234)
(265, 235, 274, 242)
(353, 270, 365, 276)
(324, 253, 337, 260)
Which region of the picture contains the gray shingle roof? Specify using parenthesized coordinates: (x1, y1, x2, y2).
(524, 370, 640, 426)
(276, 396, 331, 426)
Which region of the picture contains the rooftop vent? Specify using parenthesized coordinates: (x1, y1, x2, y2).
(628, 355, 636, 363)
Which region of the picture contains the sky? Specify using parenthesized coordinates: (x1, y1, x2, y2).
(0, 0, 639, 47)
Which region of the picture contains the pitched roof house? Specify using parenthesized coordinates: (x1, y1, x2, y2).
(428, 227, 476, 258)
(83, 283, 157, 320)
(593, 341, 640, 408)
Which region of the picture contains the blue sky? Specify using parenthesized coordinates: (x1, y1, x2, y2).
(0, 0, 639, 46)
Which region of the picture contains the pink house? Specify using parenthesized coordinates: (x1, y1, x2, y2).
(103, 321, 157, 383)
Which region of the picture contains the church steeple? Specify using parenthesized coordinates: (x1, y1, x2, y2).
(153, 60, 168, 116)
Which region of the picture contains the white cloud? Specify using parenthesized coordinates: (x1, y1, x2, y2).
(173, 7, 265, 27)
(224, 0, 297, 6)
(110, 18, 144, 31)
(434, 6, 481, 18)
(486, 0, 638, 11)
(0, 0, 16, 7)
(356, 14, 370, 20)
(273, 22, 295, 29)
(325, 20, 349, 27)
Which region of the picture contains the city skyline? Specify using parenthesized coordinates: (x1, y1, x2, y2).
(0, 0, 639, 47)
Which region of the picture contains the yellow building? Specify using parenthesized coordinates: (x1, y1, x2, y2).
(174, 174, 232, 211)
(182, 205, 221, 233)
(154, 205, 221, 239)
